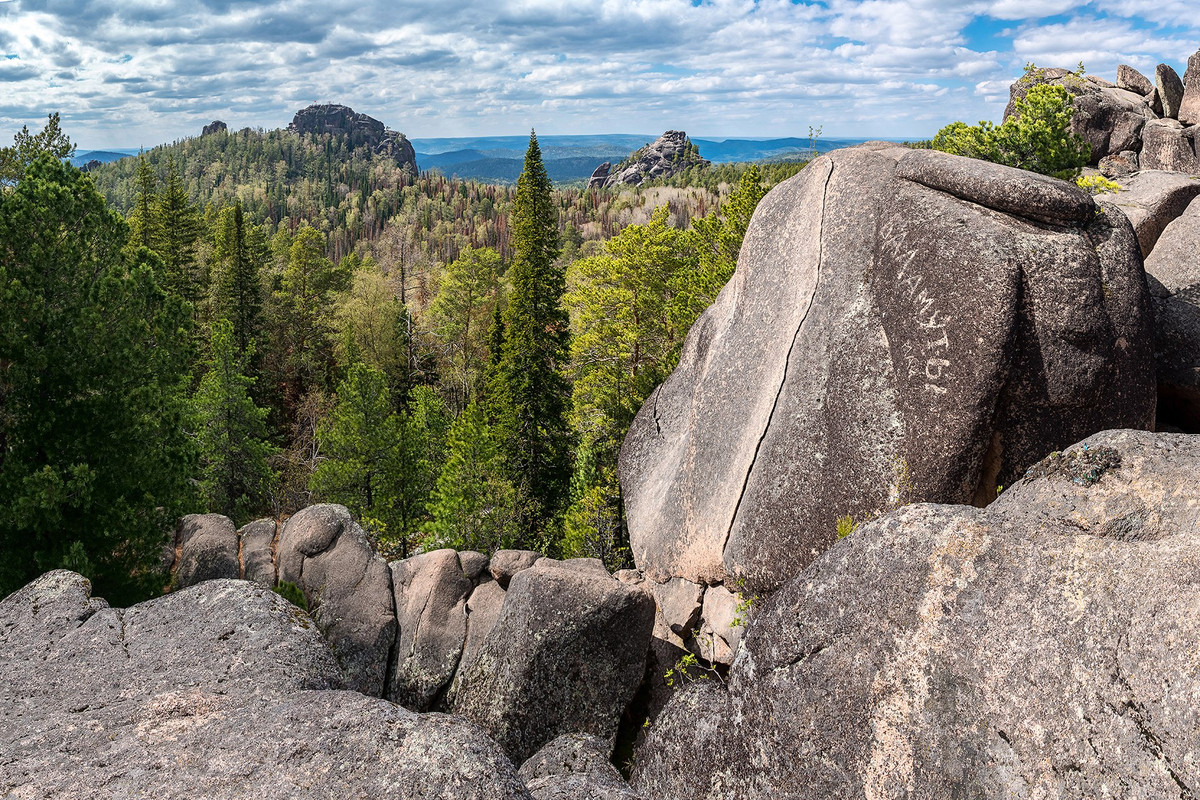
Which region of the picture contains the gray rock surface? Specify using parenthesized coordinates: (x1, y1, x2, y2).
(1098, 149, 1139, 177)
(1071, 87, 1153, 159)
(1145, 195, 1200, 292)
(277, 504, 397, 696)
(1109, 170, 1200, 256)
(452, 559, 656, 763)
(287, 103, 417, 171)
(621, 146, 1156, 593)
(587, 161, 612, 189)
(633, 429, 1200, 800)
(238, 518, 276, 586)
(1140, 118, 1200, 172)
(0, 572, 530, 799)
(1181, 49, 1200, 125)
(1117, 64, 1154, 95)
(201, 120, 227, 136)
(459, 550, 490, 581)
(1154, 288, 1200, 432)
(489, 549, 542, 587)
(1157, 63, 1186, 118)
(389, 548, 472, 710)
(173, 513, 239, 588)
(599, 131, 709, 188)
(520, 734, 644, 800)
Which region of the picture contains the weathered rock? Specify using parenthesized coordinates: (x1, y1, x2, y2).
(1098, 149, 1139, 177)
(520, 734, 644, 800)
(1071, 87, 1153, 159)
(1145, 194, 1200, 293)
(173, 513, 239, 588)
(1155, 288, 1200, 432)
(447, 578, 507, 704)
(622, 146, 1156, 593)
(201, 120, 227, 136)
(648, 577, 704, 647)
(287, 104, 417, 171)
(633, 430, 1200, 800)
(388, 548, 472, 710)
(1117, 64, 1154, 95)
(1140, 118, 1200, 172)
(459, 550, 490, 581)
(1181, 49, 1200, 125)
(1157, 63, 1186, 118)
(587, 161, 612, 189)
(276, 504, 397, 696)
(238, 518, 276, 587)
(0, 573, 530, 799)
(452, 559, 656, 763)
(696, 583, 745, 665)
(489, 549, 542, 587)
(601, 131, 709, 187)
(1109, 169, 1200, 256)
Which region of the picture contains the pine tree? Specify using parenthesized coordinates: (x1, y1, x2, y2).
(156, 158, 202, 304)
(193, 319, 278, 520)
(490, 131, 572, 549)
(128, 153, 160, 251)
(0, 113, 74, 185)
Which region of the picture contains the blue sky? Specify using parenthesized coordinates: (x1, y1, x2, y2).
(0, 0, 1197, 148)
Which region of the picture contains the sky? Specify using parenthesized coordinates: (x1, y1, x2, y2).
(1, 0, 1198, 149)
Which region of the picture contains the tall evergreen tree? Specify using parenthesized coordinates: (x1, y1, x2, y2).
(128, 153, 159, 251)
(212, 202, 262, 357)
(193, 320, 278, 521)
(0, 156, 194, 604)
(156, 158, 202, 304)
(491, 131, 572, 548)
(0, 113, 74, 185)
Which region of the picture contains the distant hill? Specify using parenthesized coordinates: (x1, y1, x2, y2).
(71, 149, 140, 167)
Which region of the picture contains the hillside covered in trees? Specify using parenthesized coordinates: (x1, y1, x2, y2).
(0, 112, 804, 603)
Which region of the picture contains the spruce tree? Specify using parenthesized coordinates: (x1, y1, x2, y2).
(491, 131, 572, 548)
(128, 153, 159, 251)
(193, 319, 278, 521)
(212, 201, 262, 357)
(156, 158, 202, 304)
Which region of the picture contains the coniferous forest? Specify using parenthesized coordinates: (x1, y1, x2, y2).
(0, 114, 805, 604)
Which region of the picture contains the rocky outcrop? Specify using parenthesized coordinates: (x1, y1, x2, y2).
(621, 145, 1156, 594)
(174, 513, 239, 588)
(1181, 49, 1200, 125)
(1140, 118, 1200, 172)
(519, 734, 645, 800)
(1098, 148, 1139, 177)
(202, 120, 227, 136)
(633, 429, 1200, 800)
(0, 572, 532, 799)
(587, 161, 612, 189)
(1157, 64, 1186, 119)
(1117, 64, 1153, 95)
(594, 131, 708, 188)
(452, 559, 656, 763)
(287, 103, 417, 172)
(1108, 169, 1200, 256)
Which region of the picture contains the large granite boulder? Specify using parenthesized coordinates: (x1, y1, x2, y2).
(452, 559, 656, 763)
(519, 734, 645, 800)
(1140, 119, 1200, 172)
(0, 572, 531, 799)
(1181, 49, 1200, 125)
(633, 429, 1200, 800)
(1117, 64, 1153, 95)
(1157, 64, 1186, 119)
(276, 504, 397, 696)
(621, 145, 1156, 593)
(1144, 196, 1200, 431)
(388, 548, 472, 710)
(173, 513, 239, 588)
(1109, 170, 1200, 256)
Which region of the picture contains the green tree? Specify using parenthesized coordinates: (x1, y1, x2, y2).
(932, 83, 1090, 179)
(423, 401, 517, 553)
(156, 158, 203, 304)
(0, 156, 194, 604)
(398, 386, 451, 547)
(428, 246, 504, 412)
(192, 319, 278, 521)
(0, 113, 74, 185)
(490, 131, 572, 549)
(212, 202, 263, 356)
(331, 256, 409, 396)
(128, 154, 159, 251)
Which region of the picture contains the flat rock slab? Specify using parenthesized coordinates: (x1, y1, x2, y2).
(1110, 170, 1200, 257)
(621, 146, 1156, 593)
(632, 430, 1200, 800)
(0, 573, 531, 799)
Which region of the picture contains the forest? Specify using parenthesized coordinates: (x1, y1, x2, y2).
(0, 114, 805, 604)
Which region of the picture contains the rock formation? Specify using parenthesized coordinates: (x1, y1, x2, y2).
(1008, 52, 1200, 173)
(620, 144, 1156, 596)
(520, 734, 646, 799)
(287, 103, 417, 172)
(164, 507, 655, 762)
(0, 572, 531, 798)
(592, 131, 708, 188)
(587, 161, 611, 188)
(202, 119, 227, 136)
(632, 429, 1200, 800)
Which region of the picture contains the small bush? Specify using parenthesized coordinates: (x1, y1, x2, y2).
(273, 580, 308, 611)
(1076, 174, 1121, 195)
(932, 83, 1090, 180)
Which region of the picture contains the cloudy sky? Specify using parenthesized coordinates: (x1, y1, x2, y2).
(1, 0, 1198, 148)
